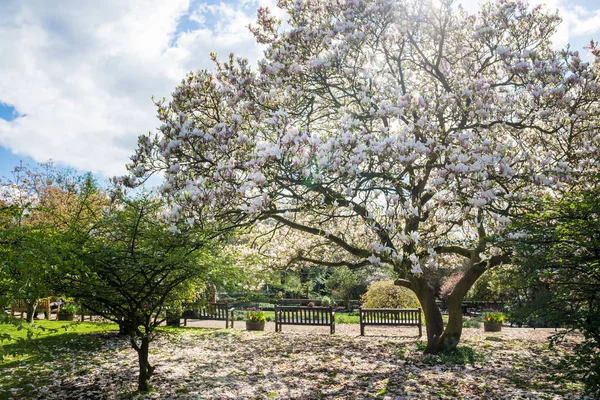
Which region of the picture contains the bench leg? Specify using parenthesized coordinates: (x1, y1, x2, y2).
(360, 323, 365, 336)
(184, 318, 188, 327)
(418, 324, 422, 337)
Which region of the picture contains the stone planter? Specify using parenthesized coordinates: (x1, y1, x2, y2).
(484, 322, 502, 332)
(245, 320, 265, 331)
(58, 312, 75, 321)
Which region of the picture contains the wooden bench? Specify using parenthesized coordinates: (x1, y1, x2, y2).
(182, 302, 234, 328)
(360, 308, 422, 336)
(10, 297, 61, 320)
(274, 306, 335, 334)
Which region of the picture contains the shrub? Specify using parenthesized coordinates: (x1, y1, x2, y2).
(462, 318, 481, 328)
(320, 296, 332, 306)
(361, 281, 420, 309)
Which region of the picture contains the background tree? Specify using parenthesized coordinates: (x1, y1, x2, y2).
(0, 163, 98, 322)
(325, 266, 361, 305)
(125, 0, 600, 353)
(502, 180, 600, 394)
(59, 193, 226, 392)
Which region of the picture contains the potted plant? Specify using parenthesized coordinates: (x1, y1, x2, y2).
(58, 303, 78, 321)
(245, 308, 266, 331)
(483, 311, 504, 332)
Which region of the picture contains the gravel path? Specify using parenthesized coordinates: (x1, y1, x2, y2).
(184, 319, 572, 342)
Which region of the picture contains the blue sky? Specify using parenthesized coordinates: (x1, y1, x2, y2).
(1, 0, 600, 185)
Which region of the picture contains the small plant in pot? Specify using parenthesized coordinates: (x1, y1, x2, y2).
(246, 308, 266, 331)
(58, 303, 78, 321)
(483, 311, 504, 332)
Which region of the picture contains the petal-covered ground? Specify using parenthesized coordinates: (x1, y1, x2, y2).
(1, 323, 587, 399)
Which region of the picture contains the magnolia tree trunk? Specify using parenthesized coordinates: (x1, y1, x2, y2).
(407, 278, 444, 354)
(403, 257, 504, 354)
(410, 282, 464, 354)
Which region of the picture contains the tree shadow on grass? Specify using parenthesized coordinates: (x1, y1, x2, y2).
(0, 330, 130, 399)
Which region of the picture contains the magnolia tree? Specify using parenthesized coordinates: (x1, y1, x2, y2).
(125, 0, 600, 353)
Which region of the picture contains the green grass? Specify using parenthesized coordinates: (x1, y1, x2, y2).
(0, 320, 119, 398)
(1, 320, 118, 363)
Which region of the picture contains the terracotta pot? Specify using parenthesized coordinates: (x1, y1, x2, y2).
(58, 313, 75, 321)
(245, 320, 265, 331)
(484, 322, 502, 332)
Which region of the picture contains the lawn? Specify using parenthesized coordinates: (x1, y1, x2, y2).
(0, 320, 586, 399)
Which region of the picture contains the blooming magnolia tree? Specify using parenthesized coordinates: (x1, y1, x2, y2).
(125, 0, 600, 353)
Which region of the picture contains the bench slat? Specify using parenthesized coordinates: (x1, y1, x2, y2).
(360, 308, 422, 336)
(275, 306, 335, 334)
(182, 302, 234, 329)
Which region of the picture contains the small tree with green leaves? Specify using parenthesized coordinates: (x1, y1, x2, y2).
(59, 192, 226, 392)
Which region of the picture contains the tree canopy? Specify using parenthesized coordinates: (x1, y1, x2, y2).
(502, 177, 600, 394)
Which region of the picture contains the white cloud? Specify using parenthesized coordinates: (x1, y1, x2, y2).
(0, 0, 276, 178)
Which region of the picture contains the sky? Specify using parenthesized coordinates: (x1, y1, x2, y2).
(1, 0, 600, 185)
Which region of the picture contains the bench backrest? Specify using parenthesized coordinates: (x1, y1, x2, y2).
(360, 308, 421, 324)
(185, 302, 233, 320)
(275, 306, 334, 325)
(10, 297, 53, 312)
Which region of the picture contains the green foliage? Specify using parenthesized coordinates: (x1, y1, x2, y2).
(335, 313, 360, 324)
(56, 192, 230, 391)
(361, 281, 420, 309)
(61, 193, 223, 329)
(325, 267, 361, 302)
(59, 303, 78, 314)
(246, 309, 266, 322)
(462, 318, 481, 329)
(482, 312, 504, 324)
(320, 296, 332, 306)
(505, 181, 600, 395)
(0, 164, 102, 322)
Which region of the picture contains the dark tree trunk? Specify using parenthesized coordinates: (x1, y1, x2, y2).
(397, 255, 508, 354)
(119, 320, 135, 336)
(438, 294, 463, 352)
(410, 278, 444, 354)
(26, 300, 38, 323)
(134, 336, 154, 392)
